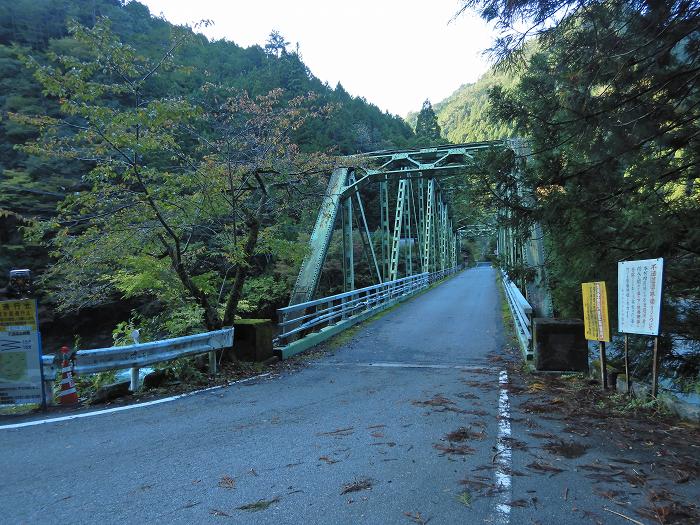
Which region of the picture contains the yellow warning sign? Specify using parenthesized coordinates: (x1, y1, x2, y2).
(582, 282, 610, 342)
(0, 299, 38, 331)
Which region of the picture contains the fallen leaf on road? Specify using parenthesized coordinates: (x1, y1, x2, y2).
(218, 476, 235, 489)
(341, 478, 373, 494)
(445, 427, 486, 442)
(434, 443, 475, 456)
(543, 440, 589, 459)
(404, 511, 431, 524)
(317, 427, 354, 436)
(236, 497, 280, 512)
(529, 432, 555, 439)
(457, 491, 472, 506)
(526, 461, 564, 475)
(456, 392, 479, 400)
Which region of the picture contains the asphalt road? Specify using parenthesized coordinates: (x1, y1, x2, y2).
(1, 266, 693, 524)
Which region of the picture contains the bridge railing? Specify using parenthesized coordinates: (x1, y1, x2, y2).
(275, 268, 459, 356)
(500, 271, 533, 359)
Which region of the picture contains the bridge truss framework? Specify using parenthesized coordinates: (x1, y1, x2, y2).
(288, 141, 506, 307)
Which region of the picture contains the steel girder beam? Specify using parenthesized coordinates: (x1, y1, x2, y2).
(289, 167, 350, 306)
(423, 179, 435, 273)
(339, 141, 505, 199)
(341, 194, 354, 292)
(350, 176, 382, 284)
(379, 180, 391, 281)
(389, 179, 407, 281)
(404, 180, 414, 276)
(417, 178, 425, 271)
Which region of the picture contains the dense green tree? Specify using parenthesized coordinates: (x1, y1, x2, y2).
(414, 99, 442, 145)
(458, 0, 700, 383)
(264, 30, 289, 57)
(0, 0, 415, 329)
(16, 19, 334, 334)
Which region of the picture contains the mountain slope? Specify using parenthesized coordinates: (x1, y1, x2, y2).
(406, 65, 520, 143)
(0, 0, 415, 274)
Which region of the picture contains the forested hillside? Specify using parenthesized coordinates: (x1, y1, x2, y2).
(455, 0, 699, 390)
(405, 54, 529, 142)
(0, 0, 415, 345)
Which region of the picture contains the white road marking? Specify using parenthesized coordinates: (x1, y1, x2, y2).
(495, 369, 513, 524)
(0, 373, 271, 431)
(313, 362, 495, 370)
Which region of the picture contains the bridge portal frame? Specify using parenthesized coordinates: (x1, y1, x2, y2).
(288, 141, 509, 308)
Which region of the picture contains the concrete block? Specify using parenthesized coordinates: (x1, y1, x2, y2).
(90, 381, 131, 404)
(232, 319, 274, 362)
(533, 318, 588, 372)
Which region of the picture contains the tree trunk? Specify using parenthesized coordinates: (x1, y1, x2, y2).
(172, 258, 222, 331)
(222, 198, 266, 326)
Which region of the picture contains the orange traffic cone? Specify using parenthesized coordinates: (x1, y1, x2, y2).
(58, 346, 79, 405)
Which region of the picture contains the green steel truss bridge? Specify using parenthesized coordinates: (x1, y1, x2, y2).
(275, 140, 552, 358)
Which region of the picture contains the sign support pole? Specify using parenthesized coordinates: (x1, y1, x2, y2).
(651, 336, 659, 398)
(624, 334, 630, 395)
(599, 341, 608, 390)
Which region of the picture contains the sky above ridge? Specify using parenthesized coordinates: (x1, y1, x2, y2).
(138, 0, 495, 117)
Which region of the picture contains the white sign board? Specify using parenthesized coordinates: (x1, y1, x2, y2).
(0, 299, 43, 405)
(618, 258, 663, 335)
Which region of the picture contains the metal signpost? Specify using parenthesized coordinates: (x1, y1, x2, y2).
(581, 281, 611, 390)
(0, 299, 44, 407)
(618, 258, 664, 397)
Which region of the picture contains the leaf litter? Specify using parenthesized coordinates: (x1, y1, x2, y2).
(411, 394, 466, 414)
(340, 478, 373, 494)
(543, 439, 589, 459)
(217, 475, 235, 489)
(445, 426, 487, 442)
(236, 497, 280, 512)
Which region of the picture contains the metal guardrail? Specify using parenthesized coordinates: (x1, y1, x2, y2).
(501, 271, 533, 357)
(276, 268, 459, 351)
(41, 329, 234, 388)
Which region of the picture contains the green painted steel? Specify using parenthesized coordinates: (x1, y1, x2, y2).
(349, 174, 382, 284)
(288, 167, 349, 306)
(287, 140, 551, 322)
(404, 180, 413, 276)
(389, 179, 407, 281)
(423, 179, 434, 273)
(275, 295, 403, 359)
(342, 195, 354, 292)
(340, 141, 506, 198)
(379, 180, 391, 281)
(417, 178, 425, 270)
(276, 269, 461, 359)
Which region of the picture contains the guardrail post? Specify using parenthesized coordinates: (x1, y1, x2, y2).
(209, 350, 218, 375)
(130, 366, 139, 392)
(130, 330, 140, 391)
(44, 381, 54, 406)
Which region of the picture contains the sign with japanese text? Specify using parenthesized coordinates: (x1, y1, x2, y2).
(618, 258, 663, 335)
(0, 299, 43, 405)
(582, 281, 610, 342)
